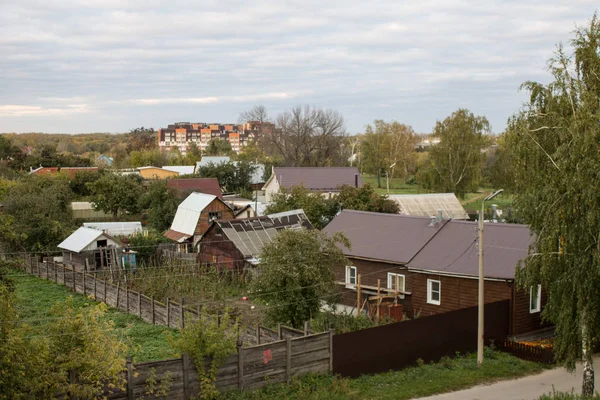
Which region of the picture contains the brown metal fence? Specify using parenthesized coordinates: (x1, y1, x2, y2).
(332, 300, 510, 377)
(496, 340, 554, 364)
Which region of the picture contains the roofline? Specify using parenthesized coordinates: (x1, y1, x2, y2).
(262, 170, 275, 190)
(407, 267, 513, 282)
(405, 219, 450, 264)
(346, 255, 407, 266)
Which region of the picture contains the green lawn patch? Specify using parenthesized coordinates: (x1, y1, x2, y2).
(12, 272, 178, 362)
(220, 350, 547, 400)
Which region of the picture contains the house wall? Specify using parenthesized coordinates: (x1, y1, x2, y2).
(512, 285, 549, 336)
(193, 199, 235, 240)
(263, 175, 280, 203)
(81, 234, 121, 252)
(139, 168, 179, 180)
(409, 273, 512, 318)
(197, 225, 245, 272)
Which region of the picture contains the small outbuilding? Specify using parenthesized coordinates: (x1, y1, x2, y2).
(58, 227, 123, 271)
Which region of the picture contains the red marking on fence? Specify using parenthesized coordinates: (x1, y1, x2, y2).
(263, 349, 272, 365)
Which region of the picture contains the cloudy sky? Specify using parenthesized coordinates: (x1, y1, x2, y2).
(0, 1, 596, 134)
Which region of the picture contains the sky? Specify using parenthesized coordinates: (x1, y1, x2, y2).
(0, 1, 597, 135)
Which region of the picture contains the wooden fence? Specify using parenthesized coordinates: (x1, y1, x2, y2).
(496, 340, 554, 364)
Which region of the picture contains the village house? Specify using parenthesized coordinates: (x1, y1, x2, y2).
(166, 178, 222, 199)
(137, 166, 195, 179)
(164, 192, 235, 252)
(197, 209, 313, 273)
(262, 167, 363, 202)
(30, 166, 99, 179)
(58, 226, 123, 271)
(323, 210, 547, 337)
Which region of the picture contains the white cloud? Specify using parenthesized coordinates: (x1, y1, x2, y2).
(0, 104, 89, 117)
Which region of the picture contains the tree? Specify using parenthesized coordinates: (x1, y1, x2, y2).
(507, 15, 600, 395)
(2, 175, 74, 252)
(261, 106, 347, 167)
(88, 174, 143, 218)
(129, 149, 168, 168)
(126, 127, 156, 153)
(336, 184, 400, 214)
(484, 134, 516, 192)
(361, 120, 418, 188)
(140, 181, 179, 232)
(203, 140, 232, 156)
(69, 170, 102, 198)
(196, 161, 256, 194)
(264, 185, 338, 229)
(238, 105, 270, 123)
(185, 142, 202, 164)
(250, 229, 350, 328)
(419, 109, 489, 198)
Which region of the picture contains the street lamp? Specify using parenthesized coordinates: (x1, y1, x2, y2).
(477, 189, 503, 367)
(386, 162, 397, 194)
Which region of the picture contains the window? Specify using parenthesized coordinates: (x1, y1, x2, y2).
(208, 211, 222, 221)
(427, 279, 441, 305)
(530, 284, 542, 313)
(345, 266, 357, 286)
(215, 227, 223, 237)
(387, 273, 405, 292)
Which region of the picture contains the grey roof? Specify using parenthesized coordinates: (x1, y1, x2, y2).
(58, 227, 118, 253)
(196, 156, 231, 169)
(216, 209, 313, 259)
(388, 193, 469, 220)
(270, 167, 363, 191)
(322, 210, 444, 264)
(407, 220, 533, 280)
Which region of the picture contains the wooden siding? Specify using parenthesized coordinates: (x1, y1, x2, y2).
(194, 198, 235, 238)
(198, 224, 246, 272)
(512, 285, 550, 336)
(409, 273, 512, 317)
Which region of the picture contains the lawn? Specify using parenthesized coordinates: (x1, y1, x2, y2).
(12, 272, 178, 362)
(220, 350, 547, 400)
(361, 174, 421, 195)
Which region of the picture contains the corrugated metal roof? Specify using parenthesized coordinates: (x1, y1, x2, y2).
(407, 220, 533, 280)
(83, 222, 142, 237)
(167, 178, 222, 198)
(196, 156, 231, 169)
(164, 229, 191, 242)
(270, 167, 363, 191)
(388, 193, 469, 220)
(215, 209, 313, 258)
(58, 227, 105, 253)
(163, 165, 195, 175)
(322, 210, 444, 264)
(169, 192, 217, 236)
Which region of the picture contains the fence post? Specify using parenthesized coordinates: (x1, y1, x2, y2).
(286, 336, 292, 383)
(104, 277, 107, 303)
(256, 326, 261, 345)
(278, 323, 282, 340)
(182, 353, 191, 399)
(63, 264, 66, 286)
(151, 296, 155, 325)
(54, 263, 58, 283)
(116, 281, 120, 309)
(180, 298, 185, 329)
(237, 339, 244, 390)
(72, 268, 76, 292)
(329, 328, 334, 372)
(125, 287, 129, 313)
(304, 321, 309, 336)
(82, 271, 86, 296)
(166, 298, 171, 328)
(93, 273, 97, 300)
(126, 356, 133, 400)
(138, 292, 142, 319)
(69, 369, 76, 400)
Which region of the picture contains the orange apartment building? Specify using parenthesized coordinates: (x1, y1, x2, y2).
(157, 121, 274, 155)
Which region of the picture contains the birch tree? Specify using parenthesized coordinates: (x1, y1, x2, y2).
(507, 14, 600, 396)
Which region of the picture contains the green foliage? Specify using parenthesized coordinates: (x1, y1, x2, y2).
(265, 185, 338, 229)
(88, 173, 143, 218)
(172, 311, 238, 400)
(2, 175, 74, 252)
(204, 139, 233, 156)
(142, 368, 173, 399)
(251, 229, 350, 328)
(126, 127, 157, 153)
(140, 180, 179, 232)
(507, 14, 600, 394)
(419, 109, 489, 198)
(69, 170, 102, 198)
(311, 310, 393, 334)
(129, 149, 169, 168)
(196, 161, 256, 194)
(220, 349, 545, 400)
(128, 230, 170, 265)
(336, 184, 400, 214)
(539, 391, 600, 400)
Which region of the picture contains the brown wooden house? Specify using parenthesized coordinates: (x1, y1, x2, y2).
(323, 210, 548, 337)
(164, 192, 234, 252)
(198, 209, 313, 273)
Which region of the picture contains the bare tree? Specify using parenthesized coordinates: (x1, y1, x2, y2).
(261, 106, 347, 167)
(238, 105, 270, 123)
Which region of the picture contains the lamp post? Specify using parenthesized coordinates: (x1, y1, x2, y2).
(478, 189, 503, 367)
(386, 162, 397, 194)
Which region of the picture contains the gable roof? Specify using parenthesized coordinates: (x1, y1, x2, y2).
(214, 209, 313, 259)
(407, 220, 533, 280)
(162, 165, 195, 175)
(167, 178, 223, 198)
(322, 210, 444, 264)
(388, 193, 469, 220)
(58, 227, 121, 253)
(267, 167, 363, 191)
(167, 193, 218, 239)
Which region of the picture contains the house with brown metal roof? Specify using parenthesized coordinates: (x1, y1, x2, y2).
(262, 167, 363, 202)
(197, 209, 313, 272)
(166, 178, 223, 199)
(323, 210, 548, 336)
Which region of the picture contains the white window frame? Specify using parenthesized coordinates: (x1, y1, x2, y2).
(427, 279, 441, 305)
(345, 265, 357, 287)
(387, 272, 405, 293)
(530, 284, 542, 313)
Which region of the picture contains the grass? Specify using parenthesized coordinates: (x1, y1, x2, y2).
(12, 272, 178, 362)
(220, 350, 547, 400)
(539, 392, 600, 399)
(361, 174, 421, 195)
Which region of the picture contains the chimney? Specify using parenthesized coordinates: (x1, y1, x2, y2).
(429, 216, 436, 227)
(437, 209, 443, 222)
(355, 174, 359, 188)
